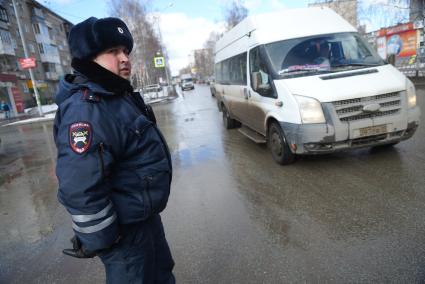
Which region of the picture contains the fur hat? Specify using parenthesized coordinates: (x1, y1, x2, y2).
(68, 17, 133, 60)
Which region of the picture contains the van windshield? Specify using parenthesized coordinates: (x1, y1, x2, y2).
(182, 78, 193, 83)
(265, 32, 385, 78)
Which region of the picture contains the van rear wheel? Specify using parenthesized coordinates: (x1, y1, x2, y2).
(222, 106, 238, 129)
(268, 122, 295, 165)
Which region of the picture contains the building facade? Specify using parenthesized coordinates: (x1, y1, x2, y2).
(410, 0, 424, 22)
(0, 0, 72, 117)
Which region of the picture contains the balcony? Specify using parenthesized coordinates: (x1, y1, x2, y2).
(0, 41, 15, 56)
(35, 33, 51, 45)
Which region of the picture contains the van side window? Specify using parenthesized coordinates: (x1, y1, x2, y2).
(215, 62, 222, 83)
(229, 52, 247, 85)
(222, 60, 230, 84)
(215, 52, 247, 86)
(249, 47, 273, 96)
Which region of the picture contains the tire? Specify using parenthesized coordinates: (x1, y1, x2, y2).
(222, 106, 237, 129)
(268, 122, 295, 165)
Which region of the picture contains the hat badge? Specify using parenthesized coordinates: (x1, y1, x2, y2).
(118, 27, 124, 34)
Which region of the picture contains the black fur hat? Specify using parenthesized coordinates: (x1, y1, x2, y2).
(68, 17, 133, 60)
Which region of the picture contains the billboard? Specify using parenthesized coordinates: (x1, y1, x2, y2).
(387, 30, 417, 57)
(18, 57, 36, 69)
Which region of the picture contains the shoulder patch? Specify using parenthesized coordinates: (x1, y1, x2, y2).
(69, 122, 92, 154)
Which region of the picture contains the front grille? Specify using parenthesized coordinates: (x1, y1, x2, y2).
(332, 92, 402, 122)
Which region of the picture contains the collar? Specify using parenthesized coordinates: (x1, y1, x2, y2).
(71, 58, 133, 95)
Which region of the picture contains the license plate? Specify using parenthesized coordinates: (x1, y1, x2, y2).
(358, 124, 387, 137)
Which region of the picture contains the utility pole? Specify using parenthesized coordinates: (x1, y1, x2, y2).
(12, 0, 43, 116)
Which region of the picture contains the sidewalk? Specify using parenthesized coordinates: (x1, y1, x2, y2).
(2, 89, 179, 127)
(0, 104, 58, 127)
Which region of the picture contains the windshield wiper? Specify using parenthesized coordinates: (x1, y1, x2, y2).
(332, 63, 381, 67)
(278, 67, 330, 75)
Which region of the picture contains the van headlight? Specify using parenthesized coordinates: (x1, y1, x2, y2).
(406, 79, 417, 108)
(294, 95, 326, 124)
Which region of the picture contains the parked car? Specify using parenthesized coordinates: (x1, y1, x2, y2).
(143, 84, 162, 92)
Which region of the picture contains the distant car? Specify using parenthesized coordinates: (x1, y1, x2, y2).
(181, 75, 195, 91)
(143, 84, 162, 92)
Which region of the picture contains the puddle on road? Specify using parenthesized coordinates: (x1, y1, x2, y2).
(172, 144, 223, 168)
(0, 122, 59, 247)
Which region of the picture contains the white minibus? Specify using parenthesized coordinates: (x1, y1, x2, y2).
(214, 7, 420, 164)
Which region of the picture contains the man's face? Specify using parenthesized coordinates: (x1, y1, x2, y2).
(93, 46, 131, 80)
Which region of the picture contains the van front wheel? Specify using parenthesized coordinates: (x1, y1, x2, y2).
(268, 122, 295, 165)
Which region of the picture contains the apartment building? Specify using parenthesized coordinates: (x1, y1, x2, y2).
(0, 0, 72, 116)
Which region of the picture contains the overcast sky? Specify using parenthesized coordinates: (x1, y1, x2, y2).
(37, 0, 406, 76)
(36, 0, 313, 75)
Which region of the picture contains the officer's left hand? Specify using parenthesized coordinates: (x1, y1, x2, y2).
(62, 236, 97, 258)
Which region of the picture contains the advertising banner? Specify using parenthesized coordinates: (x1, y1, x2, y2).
(18, 57, 36, 69)
(386, 30, 417, 57)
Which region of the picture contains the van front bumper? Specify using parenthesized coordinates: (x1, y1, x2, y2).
(280, 105, 420, 155)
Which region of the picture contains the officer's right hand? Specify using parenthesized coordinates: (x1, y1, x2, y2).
(62, 236, 97, 259)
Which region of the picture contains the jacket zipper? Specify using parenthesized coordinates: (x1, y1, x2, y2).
(98, 142, 105, 179)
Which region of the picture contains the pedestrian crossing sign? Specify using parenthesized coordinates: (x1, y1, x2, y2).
(154, 57, 165, 68)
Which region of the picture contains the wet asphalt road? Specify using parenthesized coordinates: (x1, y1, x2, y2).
(0, 84, 424, 283)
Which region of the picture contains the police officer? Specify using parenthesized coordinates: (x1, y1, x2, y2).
(53, 17, 175, 283)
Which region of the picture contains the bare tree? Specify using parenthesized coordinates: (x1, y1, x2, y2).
(358, 0, 410, 31)
(108, 0, 166, 87)
(179, 66, 191, 76)
(224, 0, 248, 31)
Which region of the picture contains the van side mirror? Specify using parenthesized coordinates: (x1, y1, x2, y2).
(251, 72, 261, 91)
(251, 72, 272, 96)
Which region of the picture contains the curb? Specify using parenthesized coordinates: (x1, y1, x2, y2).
(2, 115, 55, 127)
(2, 96, 179, 127)
(146, 96, 179, 105)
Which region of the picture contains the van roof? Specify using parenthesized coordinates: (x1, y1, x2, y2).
(215, 7, 356, 62)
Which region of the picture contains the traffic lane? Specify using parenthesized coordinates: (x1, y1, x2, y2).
(156, 84, 425, 282)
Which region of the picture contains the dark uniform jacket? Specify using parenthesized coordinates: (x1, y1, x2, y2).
(53, 61, 172, 251)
